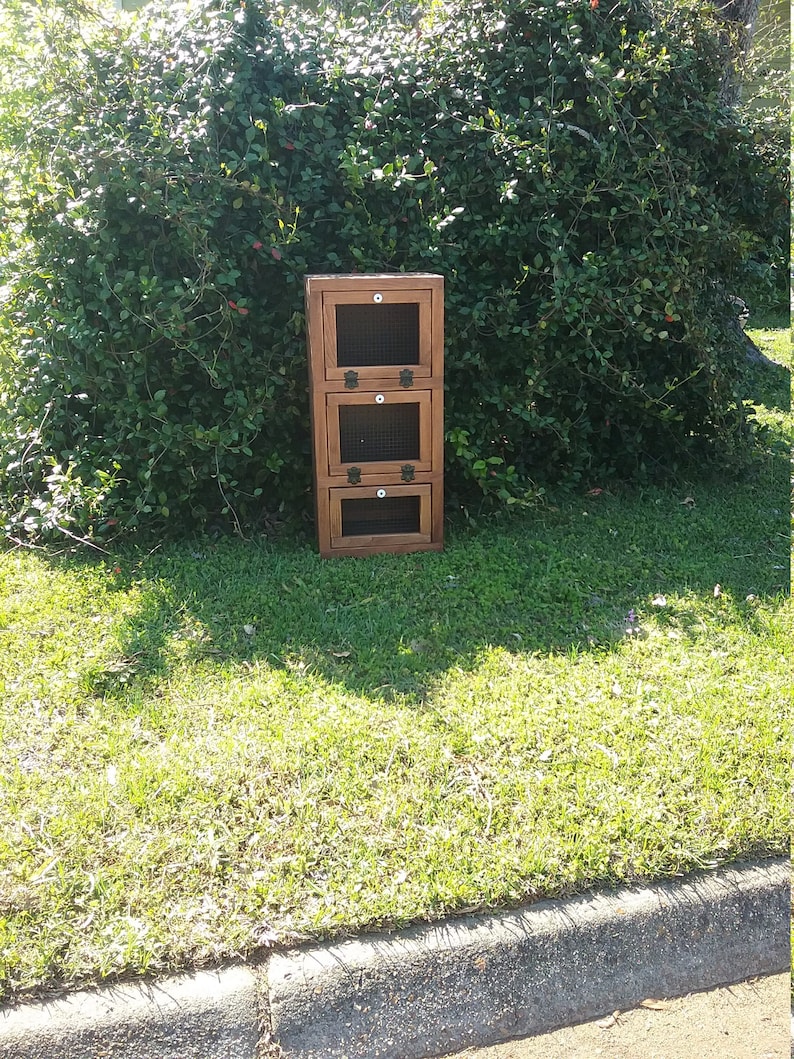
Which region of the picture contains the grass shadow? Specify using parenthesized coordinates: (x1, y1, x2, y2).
(63, 467, 789, 707)
(8, 341, 790, 708)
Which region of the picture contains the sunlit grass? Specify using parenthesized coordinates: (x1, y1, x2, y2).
(0, 330, 790, 1001)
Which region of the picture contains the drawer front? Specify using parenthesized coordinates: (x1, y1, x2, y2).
(326, 390, 433, 477)
(329, 484, 432, 549)
(322, 290, 433, 383)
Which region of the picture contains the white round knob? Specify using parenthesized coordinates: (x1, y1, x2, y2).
(373, 292, 383, 303)
(376, 488, 387, 499)
(375, 393, 385, 404)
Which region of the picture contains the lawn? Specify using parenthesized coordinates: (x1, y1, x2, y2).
(0, 327, 790, 1002)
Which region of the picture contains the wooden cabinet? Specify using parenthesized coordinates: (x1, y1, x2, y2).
(305, 273, 444, 558)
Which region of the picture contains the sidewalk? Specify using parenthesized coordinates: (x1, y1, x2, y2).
(0, 857, 789, 1059)
(453, 974, 790, 1059)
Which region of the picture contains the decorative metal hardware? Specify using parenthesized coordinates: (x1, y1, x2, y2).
(347, 467, 362, 484)
(373, 292, 383, 303)
(344, 370, 359, 389)
(376, 488, 387, 499)
(375, 393, 385, 404)
(400, 464, 416, 482)
(399, 369, 414, 388)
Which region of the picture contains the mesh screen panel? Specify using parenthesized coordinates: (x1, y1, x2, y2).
(339, 403, 420, 464)
(335, 303, 420, 366)
(341, 495, 421, 537)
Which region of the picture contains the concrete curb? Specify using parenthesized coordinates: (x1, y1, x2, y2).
(1, 858, 789, 1059)
(267, 857, 790, 1058)
(0, 965, 261, 1059)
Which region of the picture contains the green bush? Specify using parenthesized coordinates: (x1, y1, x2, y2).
(0, 0, 787, 539)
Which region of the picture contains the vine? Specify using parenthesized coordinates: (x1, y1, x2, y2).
(0, 0, 787, 539)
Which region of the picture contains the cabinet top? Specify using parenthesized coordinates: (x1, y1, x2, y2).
(305, 273, 443, 292)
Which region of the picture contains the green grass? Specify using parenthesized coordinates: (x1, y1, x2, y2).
(0, 328, 790, 1002)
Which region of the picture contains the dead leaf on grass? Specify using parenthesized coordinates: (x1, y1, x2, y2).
(253, 925, 279, 948)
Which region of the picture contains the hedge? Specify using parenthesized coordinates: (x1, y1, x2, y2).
(0, 0, 787, 539)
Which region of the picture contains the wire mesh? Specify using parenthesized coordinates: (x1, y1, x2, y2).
(338, 403, 420, 463)
(335, 303, 420, 366)
(341, 495, 421, 537)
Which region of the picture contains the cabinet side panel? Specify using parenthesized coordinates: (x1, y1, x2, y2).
(305, 282, 325, 388)
(431, 281, 444, 379)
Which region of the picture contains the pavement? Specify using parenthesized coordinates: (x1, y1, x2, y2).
(453, 973, 791, 1059)
(0, 857, 789, 1059)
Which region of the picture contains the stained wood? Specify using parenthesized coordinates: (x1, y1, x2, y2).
(305, 273, 444, 558)
(325, 390, 433, 477)
(321, 291, 433, 382)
